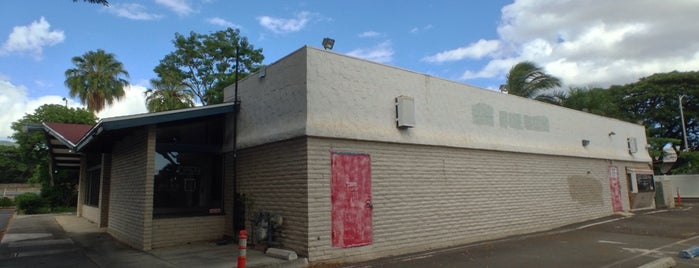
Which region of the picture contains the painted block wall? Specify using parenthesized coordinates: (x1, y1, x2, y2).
(658, 174, 699, 198)
(230, 138, 310, 256)
(107, 126, 153, 250)
(303, 47, 650, 162)
(78, 153, 111, 227)
(225, 46, 651, 164)
(152, 216, 226, 248)
(81, 205, 99, 224)
(305, 137, 645, 262)
(219, 46, 655, 261)
(222, 48, 308, 152)
(99, 153, 111, 227)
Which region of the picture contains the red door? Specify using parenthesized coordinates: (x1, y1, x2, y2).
(331, 152, 372, 248)
(608, 166, 623, 212)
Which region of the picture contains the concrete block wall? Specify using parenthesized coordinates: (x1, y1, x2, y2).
(152, 216, 226, 248)
(305, 136, 639, 262)
(77, 157, 86, 217)
(99, 153, 111, 227)
(658, 174, 699, 198)
(81, 205, 99, 224)
(108, 126, 154, 250)
(231, 138, 309, 256)
(223, 152, 235, 238)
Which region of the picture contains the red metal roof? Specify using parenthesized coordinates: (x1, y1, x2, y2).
(44, 122, 93, 145)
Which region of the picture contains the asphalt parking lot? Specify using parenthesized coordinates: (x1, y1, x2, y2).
(343, 203, 699, 268)
(1, 203, 697, 267)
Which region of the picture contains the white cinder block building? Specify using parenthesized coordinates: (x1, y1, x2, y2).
(42, 46, 653, 263)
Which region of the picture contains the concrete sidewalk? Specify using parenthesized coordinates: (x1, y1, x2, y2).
(0, 212, 307, 268)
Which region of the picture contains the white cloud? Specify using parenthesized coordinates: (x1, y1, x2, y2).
(207, 17, 241, 29)
(0, 80, 148, 141)
(461, 58, 518, 80)
(96, 84, 149, 119)
(0, 80, 30, 140)
(445, 0, 699, 87)
(103, 3, 163, 20)
(155, 0, 195, 16)
(423, 39, 500, 63)
(0, 17, 64, 60)
(410, 24, 433, 34)
(257, 11, 312, 34)
(358, 31, 380, 38)
(346, 41, 394, 64)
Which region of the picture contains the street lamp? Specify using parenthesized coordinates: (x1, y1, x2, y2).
(322, 38, 335, 50)
(679, 94, 689, 151)
(62, 97, 68, 108)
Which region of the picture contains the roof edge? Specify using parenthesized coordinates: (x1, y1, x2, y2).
(75, 102, 238, 152)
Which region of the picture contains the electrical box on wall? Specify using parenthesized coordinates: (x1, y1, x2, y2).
(395, 95, 415, 128)
(627, 137, 638, 154)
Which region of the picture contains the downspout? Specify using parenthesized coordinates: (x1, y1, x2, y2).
(232, 46, 241, 236)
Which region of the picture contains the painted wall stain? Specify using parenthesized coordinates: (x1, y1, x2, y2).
(567, 175, 603, 206)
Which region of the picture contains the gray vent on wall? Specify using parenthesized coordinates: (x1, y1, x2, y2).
(395, 95, 415, 128)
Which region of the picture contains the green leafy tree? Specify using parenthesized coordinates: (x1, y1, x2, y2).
(611, 71, 698, 151)
(561, 87, 619, 117)
(0, 145, 28, 183)
(65, 49, 130, 113)
(145, 78, 196, 112)
(154, 28, 264, 105)
(10, 104, 97, 207)
(504, 61, 562, 103)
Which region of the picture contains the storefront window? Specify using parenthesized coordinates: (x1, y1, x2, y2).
(85, 168, 100, 207)
(636, 174, 655, 192)
(153, 151, 223, 217)
(154, 117, 224, 217)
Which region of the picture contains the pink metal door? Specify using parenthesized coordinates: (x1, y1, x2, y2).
(331, 153, 372, 248)
(608, 166, 623, 212)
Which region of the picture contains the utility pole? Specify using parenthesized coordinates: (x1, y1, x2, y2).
(679, 94, 689, 151)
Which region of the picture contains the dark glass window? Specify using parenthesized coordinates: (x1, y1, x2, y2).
(153, 151, 223, 216)
(154, 116, 225, 217)
(85, 168, 100, 206)
(636, 174, 655, 192)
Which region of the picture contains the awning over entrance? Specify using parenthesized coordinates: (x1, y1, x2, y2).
(42, 122, 93, 170)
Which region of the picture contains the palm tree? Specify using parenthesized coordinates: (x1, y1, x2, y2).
(65, 49, 130, 113)
(145, 78, 195, 113)
(503, 61, 562, 102)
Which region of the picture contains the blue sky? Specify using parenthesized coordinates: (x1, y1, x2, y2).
(1, 0, 699, 141)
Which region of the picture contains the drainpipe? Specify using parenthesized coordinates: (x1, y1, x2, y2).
(232, 46, 241, 236)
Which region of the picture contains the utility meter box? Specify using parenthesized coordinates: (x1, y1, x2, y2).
(395, 95, 415, 128)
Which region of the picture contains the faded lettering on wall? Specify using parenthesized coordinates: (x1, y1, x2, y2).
(472, 103, 550, 132)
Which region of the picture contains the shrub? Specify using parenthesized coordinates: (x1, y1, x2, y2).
(0, 197, 14, 207)
(15, 192, 45, 214)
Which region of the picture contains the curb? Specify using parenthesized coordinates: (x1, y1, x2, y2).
(637, 257, 676, 268)
(0, 210, 15, 243)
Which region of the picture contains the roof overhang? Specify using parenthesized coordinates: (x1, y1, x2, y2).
(39, 123, 93, 170)
(75, 102, 238, 152)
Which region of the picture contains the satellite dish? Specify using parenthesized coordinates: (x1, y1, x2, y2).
(662, 143, 678, 163)
(660, 143, 678, 174)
